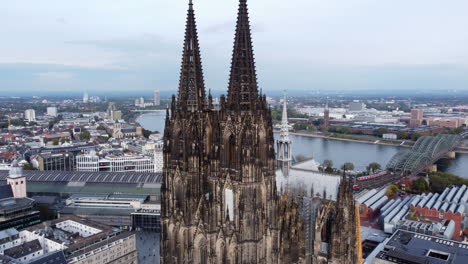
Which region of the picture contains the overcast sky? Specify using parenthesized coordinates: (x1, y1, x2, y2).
(1, 0, 468, 96)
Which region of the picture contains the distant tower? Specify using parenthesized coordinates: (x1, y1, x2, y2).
(324, 98, 330, 128)
(7, 164, 27, 198)
(409, 109, 423, 128)
(24, 109, 36, 122)
(277, 93, 292, 175)
(83, 92, 89, 103)
(154, 89, 161, 106)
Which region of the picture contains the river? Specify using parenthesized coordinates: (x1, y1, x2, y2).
(137, 112, 468, 178)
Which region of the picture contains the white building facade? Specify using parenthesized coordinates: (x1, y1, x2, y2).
(76, 154, 159, 172)
(24, 109, 36, 122)
(154, 89, 160, 106)
(46, 107, 58, 117)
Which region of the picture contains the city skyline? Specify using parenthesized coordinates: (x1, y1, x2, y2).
(1, 0, 468, 95)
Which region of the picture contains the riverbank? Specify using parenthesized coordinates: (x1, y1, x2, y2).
(286, 131, 468, 154)
(281, 131, 412, 148)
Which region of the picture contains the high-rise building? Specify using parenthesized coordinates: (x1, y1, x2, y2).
(46, 106, 58, 117)
(83, 92, 89, 103)
(112, 110, 122, 121)
(154, 89, 160, 106)
(24, 109, 36, 122)
(161, 1, 358, 263)
(349, 100, 366, 111)
(324, 100, 330, 128)
(410, 109, 423, 128)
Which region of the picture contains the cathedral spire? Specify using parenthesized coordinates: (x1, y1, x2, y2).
(277, 92, 292, 175)
(281, 91, 288, 130)
(177, 0, 206, 112)
(227, 0, 259, 111)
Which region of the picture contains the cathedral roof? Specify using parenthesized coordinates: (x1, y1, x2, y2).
(276, 158, 342, 201)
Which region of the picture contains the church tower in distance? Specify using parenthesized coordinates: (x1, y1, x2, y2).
(276, 93, 292, 176)
(161, 0, 358, 263)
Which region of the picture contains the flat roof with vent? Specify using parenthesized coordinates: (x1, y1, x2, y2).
(375, 229, 468, 264)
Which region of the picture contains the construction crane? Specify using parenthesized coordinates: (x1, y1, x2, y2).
(355, 201, 363, 264)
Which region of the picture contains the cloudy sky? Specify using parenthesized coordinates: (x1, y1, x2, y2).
(1, 0, 468, 96)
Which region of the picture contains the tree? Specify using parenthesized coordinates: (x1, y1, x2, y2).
(52, 139, 59, 145)
(142, 128, 153, 138)
(80, 130, 91, 141)
(412, 177, 429, 193)
(60, 138, 69, 144)
(367, 162, 381, 173)
(386, 184, 400, 197)
(323, 160, 334, 174)
(375, 128, 389, 136)
(340, 127, 352, 134)
(341, 162, 355, 172)
(312, 119, 325, 127)
(429, 171, 468, 193)
(323, 159, 333, 169)
(397, 131, 408, 140)
(295, 154, 306, 162)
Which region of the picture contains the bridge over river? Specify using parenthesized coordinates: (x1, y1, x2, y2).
(356, 130, 468, 189)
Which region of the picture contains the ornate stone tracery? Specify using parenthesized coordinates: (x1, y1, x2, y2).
(160, 0, 358, 263)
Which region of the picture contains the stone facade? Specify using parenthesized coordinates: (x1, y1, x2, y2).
(161, 0, 358, 263)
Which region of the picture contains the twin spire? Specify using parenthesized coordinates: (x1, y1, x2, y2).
(177, 0, 259, 112)
(177, 0, 206, 111)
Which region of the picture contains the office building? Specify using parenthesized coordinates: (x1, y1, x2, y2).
(60, 194, 160, 231)
(410, 109, 423, 128)
(24, 109, 36, 122)
(349, 101, 366, 111)
(35, 152, 75, 171)
(111, 110, 122, 121)
(76, 154, 156, 173)
(0, 216, 138, 264)
(83, 92, 89, 103)
(154, 89, 160, 106)
(46, 107, 58, 117)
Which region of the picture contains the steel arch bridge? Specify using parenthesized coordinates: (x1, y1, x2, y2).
(386, 134, 463, 176)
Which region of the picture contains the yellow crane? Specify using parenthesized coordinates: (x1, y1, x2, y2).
(355, 202, 363, 264)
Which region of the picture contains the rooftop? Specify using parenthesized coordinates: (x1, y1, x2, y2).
(29, 251, 67, 264)
(4, 239, 42, 259)
(376, 229, 468, 264)
(0, 198, 35, 213)
(0, 170, 161, 184)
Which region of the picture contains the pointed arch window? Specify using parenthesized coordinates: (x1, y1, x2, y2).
(178, 133, 184, 158)
(227, 135, 236, 168)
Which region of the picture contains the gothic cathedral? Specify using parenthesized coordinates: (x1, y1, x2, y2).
(161, 1, 358, 263)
